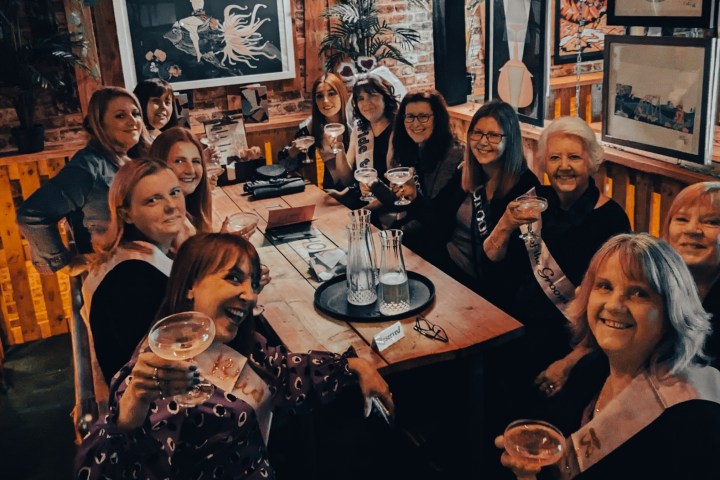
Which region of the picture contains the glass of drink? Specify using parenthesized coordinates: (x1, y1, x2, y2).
(512, 195, 548, 241)
(324, 123, 346, 154)
(384, 167, 414, 206)
(226, 212, 259, 239)
(294, 136, 316, 164)
(354, 168, 378, 202)
(148, 311, 216, 407)
(504, 419, 564, 477)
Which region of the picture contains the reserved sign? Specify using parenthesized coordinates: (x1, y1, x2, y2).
(372, 321, 405, 352)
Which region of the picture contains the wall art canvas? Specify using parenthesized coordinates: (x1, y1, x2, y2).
(113, 0, 296, 90)
(554, 0, 625, 65)
(602, 35, 718, 165)
(607, 0, 714, 28)
(486, 0, 549, 126)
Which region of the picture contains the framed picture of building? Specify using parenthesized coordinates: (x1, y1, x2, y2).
(602, 35, 718, 165)
(607, 0, 714, 28)
(485, 0, 549, 126)
(113, 0, 296, 91)
(554, 0, 625, 65)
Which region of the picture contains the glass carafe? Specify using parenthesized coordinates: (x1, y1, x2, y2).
(346, 223, 377, 305)
(348, 209, 378, 285)
(378, 229, 410, 315)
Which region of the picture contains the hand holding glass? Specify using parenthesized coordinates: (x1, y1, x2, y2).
(354, 168, 378, 202)
(324, 123, 346, 154)
(294, 136, 316, 164)
(148, 312, 216, 407)
(385, 167, 413, 206)
(504, 419, 564, 480)
(512, 195, 548, 241)
(226, 212, 259, 239)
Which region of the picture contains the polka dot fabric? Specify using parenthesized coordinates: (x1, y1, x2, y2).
(74, 333, 357, 479)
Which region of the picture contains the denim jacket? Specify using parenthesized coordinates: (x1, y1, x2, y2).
(17, 144, 119, 273)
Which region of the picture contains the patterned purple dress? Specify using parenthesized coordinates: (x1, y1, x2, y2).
(75, 333, 357, 479)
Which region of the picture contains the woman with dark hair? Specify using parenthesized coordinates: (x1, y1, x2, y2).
(17, 86, 152, 272)
(403, 100, 539, 292)
(277, 73, 351, 188)
(133, 78, 179, 139)
(150, 127, 212, 232)
(332, 74, 399, 187)
(497, 234, 720, 480)
(379, 90, 464, 252)
(75, 233, 393, 480)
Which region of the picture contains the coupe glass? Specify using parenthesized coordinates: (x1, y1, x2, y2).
(226, 212, 259, 239)
(354, 168, 378, 202)
(148, 311, 216, 407)
(504, 419, 564, 479)
(512, 195, 548, 241)
(324, 123, 346, 154)
(384, 167, 413, 206)
(295, 135, 316, 164)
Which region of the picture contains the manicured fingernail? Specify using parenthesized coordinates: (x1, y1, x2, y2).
(193, 371, 201, 377)
(189, 365, 197, 371)
(192, 377, 201, 385)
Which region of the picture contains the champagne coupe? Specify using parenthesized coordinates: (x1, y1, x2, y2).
(202, 132, 225, 187)
(226, 212, 259, 239)
(504, 419, 564, 479)
(148, 311, 216, 407)
(385, 167, 414, 206)
(295, 136, 316, 164)
(512, 195, 548, 241)
(354, 168, 378, 202)
(324, 123, 346, 154)
(253, 263, 268, 317)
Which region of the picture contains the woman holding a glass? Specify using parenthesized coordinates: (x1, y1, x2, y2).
(75, 233, 394, 480)
(498, 234, 720, 479)
(484, 116, 629, 394)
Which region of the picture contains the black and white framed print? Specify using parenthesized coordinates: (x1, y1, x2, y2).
(607, 0, 715, 28)
(602, 35, 718, 165)
(486, 0, 549, 126)
(113, 0, 296, 90)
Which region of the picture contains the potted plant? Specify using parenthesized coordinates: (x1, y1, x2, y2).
(0, 0, 92, 153)
(319, 0, 424, 74)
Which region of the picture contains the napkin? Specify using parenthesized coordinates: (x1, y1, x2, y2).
(310, 248, 347, 281)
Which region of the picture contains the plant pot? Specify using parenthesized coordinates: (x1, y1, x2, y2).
(11, 125, 45, 153)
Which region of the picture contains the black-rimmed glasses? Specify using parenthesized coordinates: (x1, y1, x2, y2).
(469, 130, 505, 144)
(414, 316, 449, 343)
(404, 113, 433, 124)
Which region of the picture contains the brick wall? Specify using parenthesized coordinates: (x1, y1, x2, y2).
(0, 0, 435, 153)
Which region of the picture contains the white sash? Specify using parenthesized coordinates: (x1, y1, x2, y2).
(194, 343, 274, 445)
(559, 366, 720, 478)
(80, 241, 173, 415)
(520, 189, 576, 321)
(354, 118, 374, 169)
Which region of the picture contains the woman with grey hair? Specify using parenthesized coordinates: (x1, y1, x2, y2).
(483, 116, 629, 401)
(498, 233, 720, 479)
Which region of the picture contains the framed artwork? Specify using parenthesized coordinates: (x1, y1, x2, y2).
(485, 0, 549, 126)
(112, 0, 296, 91)
(554, 0, 625, 65)
(602, 35, 718, 165)
(607, 0, 714, 28)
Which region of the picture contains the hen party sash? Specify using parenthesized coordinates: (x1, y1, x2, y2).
(520, 189, 576, 321)
(354, 118, 374, 169)
(559, 366, 720, 478)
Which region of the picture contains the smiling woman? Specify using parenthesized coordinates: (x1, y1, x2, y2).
(17, 87, 152, 273)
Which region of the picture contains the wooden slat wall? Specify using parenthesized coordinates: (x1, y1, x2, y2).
(0, 146, 81, 346)
(304, 0, 330, 92)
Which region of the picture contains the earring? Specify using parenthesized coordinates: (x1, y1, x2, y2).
(186, 289, 194, 300)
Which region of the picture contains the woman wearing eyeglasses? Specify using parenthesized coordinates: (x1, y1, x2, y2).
(376, 91, 465, 251)
(404, 100, 539, 292)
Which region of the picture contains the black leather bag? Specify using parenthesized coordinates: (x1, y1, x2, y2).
(244, 177, 306, 199)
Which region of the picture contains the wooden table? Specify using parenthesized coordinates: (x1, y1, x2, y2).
(212, 183, 523, 374)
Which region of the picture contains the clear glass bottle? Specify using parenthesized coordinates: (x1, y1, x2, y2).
(348, 209, 378, 285)
(346, 223, 377, 305)
(378, 229, 410, 315)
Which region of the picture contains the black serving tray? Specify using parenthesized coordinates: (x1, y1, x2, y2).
(313, 271, 435, 322)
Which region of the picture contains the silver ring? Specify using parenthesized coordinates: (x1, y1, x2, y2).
(153, 367, 160, 387)
(548, 384, 555, 391)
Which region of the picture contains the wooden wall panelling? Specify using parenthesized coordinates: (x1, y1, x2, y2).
(63, 0, 102, 113)
(0, 166, 39, 343)
(90, 0, 123, 86)
(16, 163, 68, 337)
(658, 178, 684, 237)
(633, 172, 653, 233)
(304, 0, 329, 92)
